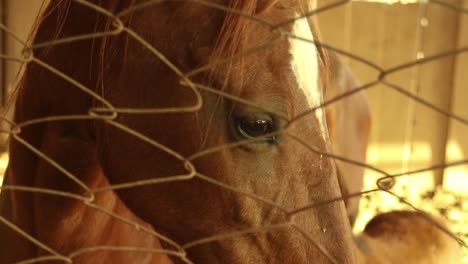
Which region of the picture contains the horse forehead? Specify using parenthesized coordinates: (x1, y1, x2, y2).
(287, 15, 326, 135)
(224, 11, 324, 109)
(288, 16, 320, 107)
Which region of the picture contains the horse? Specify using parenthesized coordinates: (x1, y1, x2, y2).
(323, 51, 462, 264)
(0, 0, 461, 263)
(0, 0, 356, 263)
(325, 52, 370, 227)
(354, 210, 462, 264)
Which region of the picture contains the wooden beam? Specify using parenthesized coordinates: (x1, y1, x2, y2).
(443, 0, 468, 193)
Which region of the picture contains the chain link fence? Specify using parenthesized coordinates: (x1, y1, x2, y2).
(0, 0, 467, 263)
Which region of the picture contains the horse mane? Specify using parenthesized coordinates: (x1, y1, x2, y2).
(26, 0, 326, 98)
(28, 0, 281, 94)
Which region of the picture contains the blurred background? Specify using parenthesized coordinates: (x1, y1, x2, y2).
(315, 0, 468, 260)
(0, 0, 467, 261)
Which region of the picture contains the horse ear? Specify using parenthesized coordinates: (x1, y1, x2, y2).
(325, 52, 371, 226)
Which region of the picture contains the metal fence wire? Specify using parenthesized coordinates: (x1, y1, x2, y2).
(0, 0, 467, 263)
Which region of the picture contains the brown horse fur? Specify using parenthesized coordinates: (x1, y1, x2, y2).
(0, 0, 354, 263)
(1, 121, 174, 263)
(325, 55, 462, 263)
(0, 0, 461, 263)
(355, 211, 462, 264)
(325, 52, 371, 227)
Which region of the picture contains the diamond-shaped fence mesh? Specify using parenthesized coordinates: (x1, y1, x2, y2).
(0, 0, 467, 263)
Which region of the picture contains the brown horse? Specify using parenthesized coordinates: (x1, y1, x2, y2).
(325, 52, 370, 227)
(355, 211, 462, 264)
(0, 0, 355, 263)
(0, 0, 461, 263)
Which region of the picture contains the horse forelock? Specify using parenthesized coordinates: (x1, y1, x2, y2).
(33, 0, 326, 100)
(207, 0, 271, 94)
(208, 0, 327, 86)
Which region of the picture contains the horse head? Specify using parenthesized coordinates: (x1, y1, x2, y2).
(2, 1, 356, 263)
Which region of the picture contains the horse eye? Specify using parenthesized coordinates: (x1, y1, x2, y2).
(234, 114, 277, 143)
